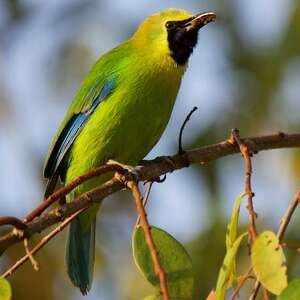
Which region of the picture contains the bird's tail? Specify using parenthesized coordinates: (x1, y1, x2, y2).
(65, 217, 96, 295)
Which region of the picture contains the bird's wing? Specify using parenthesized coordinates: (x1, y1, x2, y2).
(43, 77, 115, 193)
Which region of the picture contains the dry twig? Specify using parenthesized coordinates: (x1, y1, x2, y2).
(135, 181, 153, 227)
(231, 267, 253, 300)
(231, 129, 260, 300)
(231, 128, 257, 240)
(277, 189, 300, 241)
(23, 238, 39, 271)
(127, 181, 170, 300)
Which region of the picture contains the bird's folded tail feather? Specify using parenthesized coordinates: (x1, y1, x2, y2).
(65, 216, 96, 294)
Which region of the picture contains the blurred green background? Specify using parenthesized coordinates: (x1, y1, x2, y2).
(0, 0, 300, 299)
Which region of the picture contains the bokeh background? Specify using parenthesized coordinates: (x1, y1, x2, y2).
(0, 0, 300, 299)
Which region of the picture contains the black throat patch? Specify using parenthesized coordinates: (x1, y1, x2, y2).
(167, 20, 199, 65)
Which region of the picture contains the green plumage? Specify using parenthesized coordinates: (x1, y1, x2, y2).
(44, 8, 215, 294)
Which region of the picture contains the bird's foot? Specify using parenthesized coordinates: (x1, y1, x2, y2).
(107, 159, 141, 182)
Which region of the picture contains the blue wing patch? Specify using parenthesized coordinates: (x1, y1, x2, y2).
(44, 79, 114, 182)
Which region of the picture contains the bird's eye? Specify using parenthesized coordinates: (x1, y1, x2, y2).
(165, 21, 174, 30)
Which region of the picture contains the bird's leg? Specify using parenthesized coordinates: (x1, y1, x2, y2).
(107, 159, 141, 182)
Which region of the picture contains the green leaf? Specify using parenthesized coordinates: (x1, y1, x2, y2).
(225, 193, 245, 286)
(215, 233, 247, 300)
(132, 225, 194, 300)
(0, 277, 11, 300)
(226, 193, 245, 250)
(277, 278, 300, 300)
(251, 231, 287, 295)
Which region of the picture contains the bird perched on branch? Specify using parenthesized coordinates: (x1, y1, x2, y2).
(44, 8, 215, 294)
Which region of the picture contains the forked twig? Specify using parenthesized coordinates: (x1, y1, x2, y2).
(231, 267, 253, 300)
(24, 238, 39, 271)
(1, 133, 300, 271)
(135, 181, 154, 227)
(2, 207, 86, 278)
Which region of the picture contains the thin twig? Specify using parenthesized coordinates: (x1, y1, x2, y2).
(2, 207, 86, 278)
(231, 129, 260, 300)
(127, 181, 170, 300)
(277, 189, 300, 241)
(231, 129, 257, 240)
(23, 238, 39, 271)
(135, 181, 153, 227)
(178, 106, 198, 154)
(231, 267, 253, 300)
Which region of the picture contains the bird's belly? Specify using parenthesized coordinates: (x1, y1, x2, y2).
(65, 87, 178, 192)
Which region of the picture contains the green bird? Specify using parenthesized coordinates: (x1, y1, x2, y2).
(44, 8, 215, 294)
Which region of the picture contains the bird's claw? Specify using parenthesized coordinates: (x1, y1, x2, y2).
(107, 159, 141, 182)
(153, 174, 167, 183)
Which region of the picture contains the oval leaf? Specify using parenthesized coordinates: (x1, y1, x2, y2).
(251, 231, 287, 295)
(277, 278, 300, 300)
(0, 278, 11, 300)
(216, 233, 247, 300)
(132, 225, 194, 300)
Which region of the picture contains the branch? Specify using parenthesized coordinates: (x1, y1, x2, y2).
(1, 132, 300, 259)
(24, 164, 124, 223)
(0, 217, 27, 230)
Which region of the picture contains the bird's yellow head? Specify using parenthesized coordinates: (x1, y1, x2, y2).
(131, 8, 216, 65)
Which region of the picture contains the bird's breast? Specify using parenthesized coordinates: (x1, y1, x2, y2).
(66, 58, 184, 189)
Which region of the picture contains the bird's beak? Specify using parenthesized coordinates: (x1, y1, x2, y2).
(188, 12, 216, 31)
